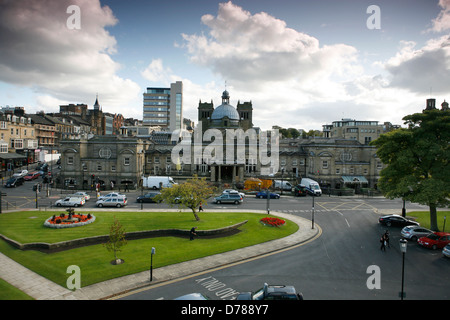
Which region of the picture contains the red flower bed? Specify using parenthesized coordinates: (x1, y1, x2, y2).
(48, 214, 93, 225)
(260, 217, 285, 227)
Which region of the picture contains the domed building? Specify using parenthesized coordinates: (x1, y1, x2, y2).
(196, 90, 255, 182)
(198, 90, 253, 132)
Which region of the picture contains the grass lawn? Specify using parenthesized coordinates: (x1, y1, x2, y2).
(0, 210, 298, 288)
(407, 210, 450, 231)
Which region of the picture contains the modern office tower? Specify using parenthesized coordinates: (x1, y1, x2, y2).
(143, 81, 183, 132)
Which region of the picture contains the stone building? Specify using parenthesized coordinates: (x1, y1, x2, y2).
(59, 135, 147, 190)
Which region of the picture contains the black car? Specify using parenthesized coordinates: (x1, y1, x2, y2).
(136, 192, 161, 203)
(5, 177, 25, 188)
(293, 184, 307, 197)
(379, 214, 419, 227)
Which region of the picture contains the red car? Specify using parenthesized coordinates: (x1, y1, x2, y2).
(24, 171, 40, 181)
(418, 232, 450, 250)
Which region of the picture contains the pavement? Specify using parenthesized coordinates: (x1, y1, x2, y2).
(0, 209, 321, 300)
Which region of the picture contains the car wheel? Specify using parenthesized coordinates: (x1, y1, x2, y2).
(234, 200, 239, 204)
(217, 200, 221, 204)
(98, 203, 103, 207)
(276, 196, 280, 199)
(74, 204, 79, 207)
(56, 203, 61, 207)
(116, 204, 121, 208)
(259, 195, 263, 199)
(432, 244, 437, 250)
(411, 236, 417, 242)
(386, 222, 391, 227)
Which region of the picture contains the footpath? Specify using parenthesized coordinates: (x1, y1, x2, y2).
(0, 210, 320, 300)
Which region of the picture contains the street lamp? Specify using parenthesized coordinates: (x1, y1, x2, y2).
(150, 247, 156, 282)
(399, 239, 407, 300)
(311, 194, 315, 229)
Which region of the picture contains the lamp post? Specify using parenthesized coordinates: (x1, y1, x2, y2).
(311, 194, 315, 229)
(399, 239, 407, 300)
(150, 247, 155, 282)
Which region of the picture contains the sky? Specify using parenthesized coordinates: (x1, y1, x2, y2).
(0, 0, 449, 131)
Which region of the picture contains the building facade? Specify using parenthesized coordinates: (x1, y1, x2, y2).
(143, 81, 183, 132)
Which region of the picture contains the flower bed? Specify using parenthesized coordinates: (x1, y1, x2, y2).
(260, 217, 285, 227)
(44, 213, 96, 229)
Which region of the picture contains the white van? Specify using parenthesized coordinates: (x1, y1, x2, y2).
(300, 178, 322, 196)
(55, 196, 85, 207)
(273, 180, 293, 191)
(143, 176, 176, 190)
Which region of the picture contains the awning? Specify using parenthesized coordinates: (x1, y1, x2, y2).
(0, 153, 27, 160)
(342, 176, 368, 184)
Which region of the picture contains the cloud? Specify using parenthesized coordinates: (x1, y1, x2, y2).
(429, 0, 450, 32)
(0, 0, 140, 114)
(384, 36, 450, 94)
(181, 1, 361, 90)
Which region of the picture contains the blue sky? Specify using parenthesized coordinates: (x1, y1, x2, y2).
(1, 0, 449, 130)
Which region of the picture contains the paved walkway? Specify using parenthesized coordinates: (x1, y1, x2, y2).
(0, 210, 320, 300)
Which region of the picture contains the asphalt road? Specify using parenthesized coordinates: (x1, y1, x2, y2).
(2, 180, 449, 300)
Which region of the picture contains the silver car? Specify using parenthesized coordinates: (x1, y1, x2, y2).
(442, 244, 450, 258)
(96, 196, 128, 208)
(401, 225, 433, 241)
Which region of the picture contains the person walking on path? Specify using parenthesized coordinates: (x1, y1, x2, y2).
(199, 202, 203, 212)
(384, 230, 390, 248)
(190, 227, 197, 241)
(380, 234, 387, 252)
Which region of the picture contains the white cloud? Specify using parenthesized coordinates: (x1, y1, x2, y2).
(0, 0, 141, 115)
(181, 1, 361, 89)
(429, 0, 450, 32)
(384, 36, 450, 94)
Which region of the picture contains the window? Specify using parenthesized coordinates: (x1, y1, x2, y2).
(67, 156, 74, 165)
(124, 157, 130, 166)
(322, 160, 328, 169)
(97, 165, 102, 171)
(111, 165, 116, 171)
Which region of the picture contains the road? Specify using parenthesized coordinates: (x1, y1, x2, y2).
(2, 180, 449, 300)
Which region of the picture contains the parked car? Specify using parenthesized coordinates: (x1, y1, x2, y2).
(98, 192, 126, 201)
(256, 191, 280, 199)
(401, 225, 433, 241)
(418, 232, 450, 250)
(237, 283, 303, 300)
(213, 193, 243, 204)
(174, 293, 209, 300)
(293, 184, 307, 197)
(442, 244, 450, 258)
(4, 177, 24, 188)
(55, 196, 85, 207)
(136, 192, 161, 203)
(378, 214, 419, 227)
(71, 192, 91, 201)
(96, 197, 128, 208)
(24, 171, 40, 181)
(223, 189, 245, 199)
(13, 170, 28, 178)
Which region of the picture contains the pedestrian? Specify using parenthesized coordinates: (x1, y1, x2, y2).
(190, 227, 197, 241)
(384, 230, 390, 248)
(380, 234, 386, 252)
(199, 202, 203, 212)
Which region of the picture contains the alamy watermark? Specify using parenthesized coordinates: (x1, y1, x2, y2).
(171, 122, 279, 176)
(366, 5, 381, 30)
(66, 5, 81, 30)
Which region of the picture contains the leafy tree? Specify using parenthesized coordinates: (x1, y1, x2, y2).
(371, 109, 450, 231)
(104, 216, 127, 264)
(156, 175, 216, 221)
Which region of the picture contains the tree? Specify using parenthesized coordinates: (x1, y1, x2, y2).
(371, 109, 450, 231)
(156, 175, 216, 221)
(104, 216, 127, 264)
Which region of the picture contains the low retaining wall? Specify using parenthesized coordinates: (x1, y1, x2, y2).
(0, 220, 248, 252)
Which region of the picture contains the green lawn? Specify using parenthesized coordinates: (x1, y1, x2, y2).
(0, 210, 298, 288)
(407, 210, 450, 231)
